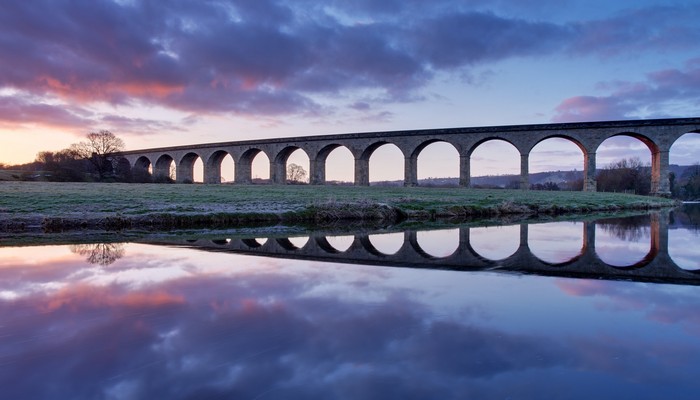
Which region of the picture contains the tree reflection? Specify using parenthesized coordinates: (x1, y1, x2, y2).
(69, 243, 125, 266)
(671, 204, 700, 231)
(596, 216, 650, 242)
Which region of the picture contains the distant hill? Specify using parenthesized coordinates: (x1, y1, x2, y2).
(372, 164, 697, 188)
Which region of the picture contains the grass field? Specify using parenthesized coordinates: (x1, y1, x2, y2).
(0, 181, 678, 232)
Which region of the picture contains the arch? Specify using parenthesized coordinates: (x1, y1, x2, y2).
(179, 152, 204, 183)
(317, 144, 354, 184)
(669, 132, 700, 198)
(469, 225, 520, 261)
(360, 142, 404, 185)
(416, 228, 460, 258)
(528, 222, 585, 265)
(274, 146, 310, 184)
(237, 148, 270, 184)
(206, 150, 235, 183)
(154, 154, 175, 182)
(132, 156, 152, 182)
(468, 139, 520, 188)
(595, 134, 654, 195)
(529, 136, 586, 191)
(413, 140, 460, 185)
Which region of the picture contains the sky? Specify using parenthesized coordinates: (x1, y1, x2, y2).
(1, 0, 699, 181)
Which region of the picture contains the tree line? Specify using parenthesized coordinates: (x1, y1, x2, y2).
(1, 130, 310, 184)
(2, 131, 134, 182)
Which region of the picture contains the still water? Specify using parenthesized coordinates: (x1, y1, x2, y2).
(1, 205, 699, 399)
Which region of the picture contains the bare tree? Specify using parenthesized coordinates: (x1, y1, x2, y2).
(287, 163, 308, 183)
(69, 243, 125, 266)
(71, 130, 125, 180)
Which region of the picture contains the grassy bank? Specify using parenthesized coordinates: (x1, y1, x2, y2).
(0, 182, 677, 232)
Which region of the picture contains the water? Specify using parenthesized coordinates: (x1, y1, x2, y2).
(1, 205, 699, 399)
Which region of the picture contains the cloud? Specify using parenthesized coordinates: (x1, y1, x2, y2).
(553, 58, 700, 122)
(0, 0, 699, 128)
(0, 95, 92, 129)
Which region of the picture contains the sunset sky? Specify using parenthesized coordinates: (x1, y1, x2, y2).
(1, 0, 699, 180)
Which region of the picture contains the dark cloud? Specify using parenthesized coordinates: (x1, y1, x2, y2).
(0, 0, 699, 127)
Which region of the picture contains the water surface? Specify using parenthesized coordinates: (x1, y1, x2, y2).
(1, 206, 699, 399)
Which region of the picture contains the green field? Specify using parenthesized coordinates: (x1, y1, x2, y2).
(0, 181, 677, 232)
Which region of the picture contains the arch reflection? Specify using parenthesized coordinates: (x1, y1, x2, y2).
(528, 222, 585, 265)
(595, 216, 654, 269)
(416, 229, 460, 258)
(367, 232, 404, 256)
(469, 225, 519, 261)
(148, 207, 700, 286)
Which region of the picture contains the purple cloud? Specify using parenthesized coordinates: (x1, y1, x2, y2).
(0, 0, 699, 129)
(553, 58, 700, 122)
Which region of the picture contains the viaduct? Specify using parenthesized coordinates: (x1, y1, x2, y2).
(117, 117, 700, 195)
(150, 211, 700, 286)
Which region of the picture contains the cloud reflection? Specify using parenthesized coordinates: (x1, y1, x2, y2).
(1, 242, 700, 399)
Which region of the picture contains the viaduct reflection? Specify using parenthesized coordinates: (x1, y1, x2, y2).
(150, 212, 700, 285)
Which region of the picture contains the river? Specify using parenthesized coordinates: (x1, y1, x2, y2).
(1, 205, 699, 399)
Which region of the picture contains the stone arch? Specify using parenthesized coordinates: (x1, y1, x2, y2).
(154, 154, 175, 182)
(178, 152, 204, 183)
(316, 144, 354, 184)
(132, 156, 152, 182)
(410, 139, 461, 186)
(468, 138, 521, 189)
(669, 131, 700, 197)
(236, 148, 270, 184)
(528, 136, 587, 191)
(206, 150, 235, 184)
(595, 132, 658, 195)
(133, 156, 151, 171)
(357, 141, 405, 186)
(273, 146, 310, 184)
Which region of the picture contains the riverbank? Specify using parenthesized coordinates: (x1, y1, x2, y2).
(0, 182, 677, 233)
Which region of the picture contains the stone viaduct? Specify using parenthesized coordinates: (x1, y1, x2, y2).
(150, 212, 700, 286)
(117, 117, 700, 195)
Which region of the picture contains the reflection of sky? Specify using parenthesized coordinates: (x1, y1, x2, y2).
(368, 232, 404, 255)
(669, 229, 700, 270)
(2, 242, 700, 399)
(416, 229, 460, 258)
(326, 236, 354, 252)
(528, 222, 584, 264)
(2, 241, 700, 399)
(469, 225, 520, 260)
(595, 225, 652, 267)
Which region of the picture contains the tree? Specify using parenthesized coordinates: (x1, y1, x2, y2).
(596, 157, 651, 195)
(70, 130, 125, 180)
(287, 163, 307, 183)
